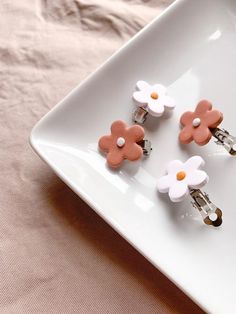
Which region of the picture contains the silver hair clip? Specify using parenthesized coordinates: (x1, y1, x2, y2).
(190, 189, 222, 227)
(211, 128, 236, 156)
(137, 139, 152, 156)
(133, 107, 148, 124)
(157, 155, 222, 227)
(132, 80, 175, 124)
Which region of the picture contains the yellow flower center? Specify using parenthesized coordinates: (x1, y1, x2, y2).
(176, 171, 186, 181)
(150, 92, 158, 100)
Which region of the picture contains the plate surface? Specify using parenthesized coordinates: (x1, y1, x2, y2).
(30, 1, 236, 312)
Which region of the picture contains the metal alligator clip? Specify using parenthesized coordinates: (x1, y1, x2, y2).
(190, 189, 222, 227)
(137, 139, 152, 156)
(212, 128, 236, 156)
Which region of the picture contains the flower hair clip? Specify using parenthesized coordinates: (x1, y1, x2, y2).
(157, 156, 222, 227)
(98, 120, 152, 168)
(132, 80, 175, 124)
(179, 100, 236, 155)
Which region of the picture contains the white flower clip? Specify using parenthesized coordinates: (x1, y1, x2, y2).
(157, 156, 222, 227)
(133, 80, 175, 123)
(157, 156, 208, 202)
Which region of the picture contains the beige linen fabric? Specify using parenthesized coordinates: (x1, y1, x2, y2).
(0, 1, 204, 313)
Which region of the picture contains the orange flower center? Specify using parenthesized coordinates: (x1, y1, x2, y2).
(176, 171, 186, 181)
(150, 92, 158, 100)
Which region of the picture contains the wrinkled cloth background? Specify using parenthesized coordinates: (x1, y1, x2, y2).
(0, 1, 204, 313)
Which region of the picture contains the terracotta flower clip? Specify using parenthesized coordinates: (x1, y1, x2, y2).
(99, 120, 151, 168)
(179, 100, 223, 146)
(179, 100, 236, 155)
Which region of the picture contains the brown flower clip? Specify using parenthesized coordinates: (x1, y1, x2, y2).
(179, 100, 223, 146)
(99, 120, 147, 168)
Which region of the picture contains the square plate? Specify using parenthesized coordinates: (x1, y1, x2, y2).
(30, 1, 236, 312)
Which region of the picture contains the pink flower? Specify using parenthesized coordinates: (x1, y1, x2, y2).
(179, 100, 223, 146)
(99, 120, 145, 168)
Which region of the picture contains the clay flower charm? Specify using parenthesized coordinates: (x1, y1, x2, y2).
(133, 80, 175, 117)
(179, 100, 223, 146)
(157, 156, 208, 202)
(99, 120, 145, 168)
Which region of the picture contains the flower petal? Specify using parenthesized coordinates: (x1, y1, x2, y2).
(167, 159, 184, 174)
(111, 120, 127, 136)
(205, 109, 223, 128)
(98, 135, 113, 152)
(180, 111, 195, 127)
(184, 155, 205, 171)
(193, 125, 212, 145)
(157, 174, 175, 193)
(179, 125, 194, 144)
(148, 98, 165, 117)
(126, 124, 144, 142)
(195, 100, 212, 114)
(136, 80, 150, 91)
(107, 151, 124, 168)
(123, 143, 143, 161)
(133, 90, 149, 104)
(168, 181, 189, 202)
(162, 95, 175, 109)
(152, 84, 166, 97)
(186, 170, 209, 189)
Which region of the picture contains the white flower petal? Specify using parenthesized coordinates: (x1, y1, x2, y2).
(187, 170, 209, 189)
(133, 90, 149, 104)
(162, 95, 175, 109)
(148, 98, 165, 117)
(167, 160, 184, 175)
(152, 84, 166, 97)
(136, 80, 150, 91)
(157, 174, 175, 193)
(169, 181, 189, 202)
(184, 156, 205, 172)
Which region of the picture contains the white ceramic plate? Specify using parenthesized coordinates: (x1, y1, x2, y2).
(30, 0, 236, 312)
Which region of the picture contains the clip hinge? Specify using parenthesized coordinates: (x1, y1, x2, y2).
(190, 189, 222, 227)
(133, 107, 148, 124)
(138, 140, 152, 156)
(212, 127, 236, 156)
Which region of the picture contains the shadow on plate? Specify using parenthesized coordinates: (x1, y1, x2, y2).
(44, 173, 205, 314)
